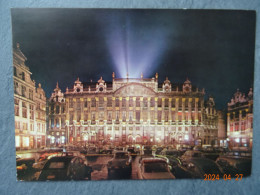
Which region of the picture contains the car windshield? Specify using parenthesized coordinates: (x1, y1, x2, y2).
(115, 153, 128, 159)
(144, 162, 168, 173)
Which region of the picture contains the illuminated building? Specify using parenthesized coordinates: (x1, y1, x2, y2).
(13, 44, 47, 149)
(47, 73, 222, 147)
(227, 89, 253, 149)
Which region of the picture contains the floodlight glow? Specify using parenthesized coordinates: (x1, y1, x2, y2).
(104, 14, 170, 78)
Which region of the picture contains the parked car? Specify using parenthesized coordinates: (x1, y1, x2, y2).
(137, 157, 175, 180)
(157, 150, 193, 179)
(16, 158, 36, 181)
(107, 151, 132, 178)
(180, 151, 223, 178)
(37, 156, 92, 181)
(216, 151, 252, 177)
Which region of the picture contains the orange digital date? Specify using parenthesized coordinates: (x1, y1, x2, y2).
(204, 174, 243, 181)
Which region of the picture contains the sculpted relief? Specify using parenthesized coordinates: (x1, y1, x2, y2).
(114, 83, 156, 97)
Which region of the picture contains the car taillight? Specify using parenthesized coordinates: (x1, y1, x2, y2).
(17, 166, 24, 170)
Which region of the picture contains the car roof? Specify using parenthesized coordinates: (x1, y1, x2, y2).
(141, 158, 167, 163)
(47, 156, 75, 162)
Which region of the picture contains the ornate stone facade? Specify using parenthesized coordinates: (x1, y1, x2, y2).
(13, 44, 46, 149)
(47, 73, 222, 147)
(227, 89, 253, 149)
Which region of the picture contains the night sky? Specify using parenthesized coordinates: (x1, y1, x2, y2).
(11, 9, 256, 109)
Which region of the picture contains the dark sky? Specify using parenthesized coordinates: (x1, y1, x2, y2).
(11, 9, 256, 109)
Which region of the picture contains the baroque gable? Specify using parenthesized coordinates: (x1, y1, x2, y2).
(114, 83, 156, 97)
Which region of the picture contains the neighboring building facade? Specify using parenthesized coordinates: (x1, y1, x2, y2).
(227, 89, 253, 150)
(47, 73, 222, 147)
(13, 44, 47, 149)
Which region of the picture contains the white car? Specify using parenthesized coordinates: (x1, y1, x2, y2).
(137, 158, 175, 180)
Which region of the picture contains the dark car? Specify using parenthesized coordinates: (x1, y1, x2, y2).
(157, 150, 193, 179)
(16, 158, 36, 181)
(216, 151, 252, 177)
(37, 156, 92, 181)
(137, 157, 175, 180)
(107, 151, 132, 178)
(180, 151, 223, 178)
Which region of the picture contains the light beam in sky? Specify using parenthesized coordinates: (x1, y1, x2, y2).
(103, 12, 170, 78)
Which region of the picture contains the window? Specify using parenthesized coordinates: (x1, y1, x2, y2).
(122, 98, 126, 108)
(107, 98, 112, 107)
(143, 98, 148, 107)
(84, 99, 88, 107)
(136, 98, 140, 107)
(171, 111, 176, 121)
(61, 106, 65, 113)
(56, 118, 60, 128)
(150, 111, 154, 122)
(21, 72, 25, 81)
(13, 67, 17, 76)
(129, 98, 133, 107)
(178, 112, 182, 121)
(29, 89, 33, 100)
(122, 111, 126, 122)
(91, 112, 95, 121)
(29, 105, 34, 120)
(158, 111, 162, 122)
(115, 98, 119, 107)
(15, 106, 19, 116)
(158, 98, 162, 107)
(77, 111, 81, 122)
(99, 97, 104, 108)
(108, 111, 112, 122)
(99, 112, 104, 121)
(179, 99, 182, 110)
(242, 110, 246, 118)
(14, 82, 18, 94)
(76, 99, 81, 110)
(115, 111, 119, 121)
(164, 111, 168, 122)
(129, 111, 133, 122)
(84, 111, 88, 121)
(22, 103, 27, 118)
(69, 112, 74, 124)
(172, 99, 175, 108)
(56, 106, 60, 114)
(165, 99, 169, 108)
(136, 111, 140, 122)
(185, 99, 188, 110)
(21, 86, 26, 97)
(150, 98, 155, 107)
(15, 99, 19, 105)
(143, 111, 147, 122)
(91, 98, 96, 107)
(61, 118, 65, 128)
(69, 99, 73, 108)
